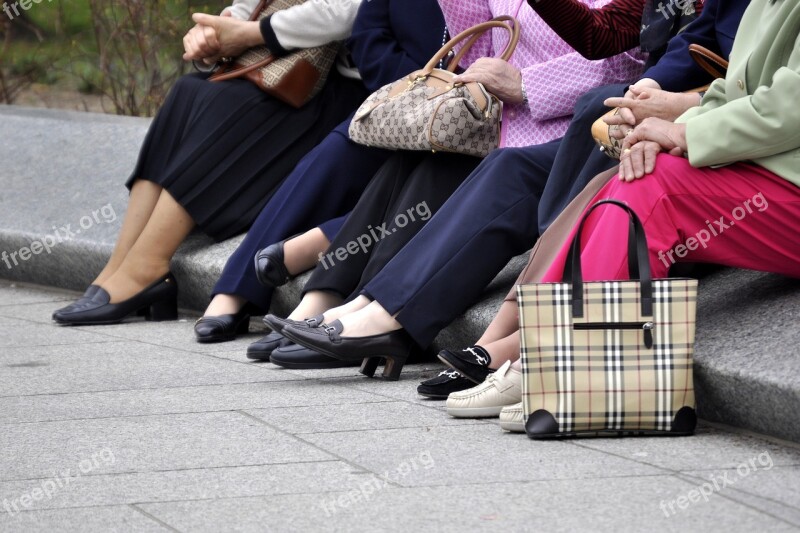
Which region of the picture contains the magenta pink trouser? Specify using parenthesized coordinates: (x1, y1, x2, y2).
(539, 154, 800, 283)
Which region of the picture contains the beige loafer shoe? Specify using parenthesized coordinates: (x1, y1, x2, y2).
(446, 360, 521, 418)
(499, 401, 525, 433)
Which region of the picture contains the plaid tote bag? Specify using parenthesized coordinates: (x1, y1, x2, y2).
(517, 200, 699, 438)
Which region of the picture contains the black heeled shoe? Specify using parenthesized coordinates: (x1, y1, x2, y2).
(194, 308, 250, 343)
(254, 240, 295, 288)
(52, 285, 101, 320)
(53, 273, 178, 326)
(262, 313, 324, 334)
(281, 320, 414, 381)
(270, 342, 361, 369)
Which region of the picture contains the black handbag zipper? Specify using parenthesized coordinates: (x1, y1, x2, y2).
(573, 321, 654, 348)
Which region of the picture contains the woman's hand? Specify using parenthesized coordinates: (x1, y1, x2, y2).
(618, 118, 687, 182)
(452, 58, 524, 104)
(183, 23, 222, 65)
(604, 87, 701, 128)
(183, 13, 264, 62)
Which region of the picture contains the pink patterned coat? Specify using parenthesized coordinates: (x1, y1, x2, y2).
(439, 0, 646, 147)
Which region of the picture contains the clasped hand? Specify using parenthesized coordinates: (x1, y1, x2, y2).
(183, 12, 263, 65)
(617, 117, 688, 182)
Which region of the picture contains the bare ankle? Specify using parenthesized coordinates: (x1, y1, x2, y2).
(283, 228, 330, 275)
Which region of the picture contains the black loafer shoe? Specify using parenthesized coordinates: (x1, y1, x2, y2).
(263, 313, 324, 333)
(246, 332, 290, 361)
(52, 285, 101, 320)
(270, 342, 361, 369)
(53, 273, 178, 326)
(194, 309, 250, 343)
(417, 369, 477, 399)
(254, 241, 293, 288)
(437, 346, 493, 384)
(282, 320, 414, 380)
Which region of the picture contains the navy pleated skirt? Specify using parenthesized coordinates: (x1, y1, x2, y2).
(126, 69, 367, 241)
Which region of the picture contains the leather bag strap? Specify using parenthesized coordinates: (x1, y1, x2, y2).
(688, 43, 729, 80)
(421, 16, 520, 76)
(562, 200, 654, 319)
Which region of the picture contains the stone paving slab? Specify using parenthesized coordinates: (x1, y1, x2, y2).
(301, 424, 665, 487)
(574, 425, 800, 471)
(0, 411, 333, 482)
(0, 342, 282, 397)
(134, 476, 798, 532)
(0, 381, 392, 425)
(680, 465, 800, 527)
(245, 400, 480, 435)
(0, 505, 170, 533)
(0, 461, 372, 513)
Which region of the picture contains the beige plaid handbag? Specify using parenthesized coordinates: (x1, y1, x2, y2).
(517, 200, 699, 438)
(209, 0, 340, 108)
(348, 16, 520, 158)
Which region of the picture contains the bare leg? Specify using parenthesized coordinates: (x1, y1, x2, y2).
(335, 300, 401, 337)
(480, 332, 520, 369)
(205, 228, 332, 317)
(476, 300, 519, 346)
(286, 290, 344, 321)
(204, 294, 248, 317)
(101, 189, 195, 303)
(282, 227, 329, 274)
(93, 180, 162, 285)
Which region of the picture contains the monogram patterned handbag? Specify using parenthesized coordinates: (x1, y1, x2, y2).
(517, 200, 699, 438)
(348, 17, 520, 158)
(209, 0, 340, 108)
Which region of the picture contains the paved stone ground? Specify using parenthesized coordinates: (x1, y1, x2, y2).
(1, 281, 799, 533)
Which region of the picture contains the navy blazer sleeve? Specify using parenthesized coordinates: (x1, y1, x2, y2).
(642, 0, 747, 92)
(347, 0, 446, 92)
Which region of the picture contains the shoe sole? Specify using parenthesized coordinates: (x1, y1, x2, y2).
(437, 353, 484, 385)
(195, 334, 238, 344)
(246, 350, 273, 361)
(499, 420, 525, 433)
(416, 391, 449, 400)
(269, 356, 360, 369)
(446, 406, 504, 418)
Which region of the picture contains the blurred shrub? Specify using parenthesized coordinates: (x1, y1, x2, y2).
(0, 0, 221, 115)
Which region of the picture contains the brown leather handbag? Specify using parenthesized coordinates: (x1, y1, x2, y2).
(208, 0, 340, 108)
(348, 17, 520, 158)
(592, 44, 730, 159)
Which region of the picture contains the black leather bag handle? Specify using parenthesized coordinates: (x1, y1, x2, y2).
(562, 199, 653, 318)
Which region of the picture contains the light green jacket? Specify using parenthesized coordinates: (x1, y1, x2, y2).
(676, 0, 800, 187)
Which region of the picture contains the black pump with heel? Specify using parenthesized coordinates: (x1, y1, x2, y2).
(282, 320, 414, 381)
(53, 273, 179, 326)
(194, 308, 251, 343)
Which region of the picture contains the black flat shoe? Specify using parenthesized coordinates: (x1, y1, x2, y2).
(281, 320, 414, 380)
(246, 332, 290, 361)
(437, 346, 493, 384)
(52, 285, 101, 320)
(254, 241, 294, 288)
(194, 309, 250, 343)
(270, 342, 361, 369)
(262, 313, 324, 333)
(417, 369, 477, 399)
(53, 273, 178, 326)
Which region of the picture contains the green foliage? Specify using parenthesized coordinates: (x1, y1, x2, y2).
(0, 0, 225, 114)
